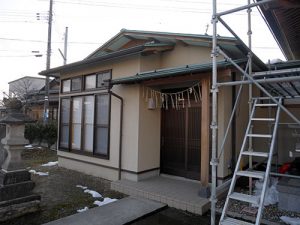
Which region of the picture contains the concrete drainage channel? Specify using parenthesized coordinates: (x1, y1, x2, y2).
(43, 197, 167, 225)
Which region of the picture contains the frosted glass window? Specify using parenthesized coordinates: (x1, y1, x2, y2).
(71, 77, 81, 91)
(95, 127, 108, 155)
(62, 79, 70, 92)
(71, 97, 82, 150)
(96, 95, 109, 125)
(72, 124, 81, 149)
(83, 96, 94, 152)
(97, 72, 111, 88)
(60, 98, 70, 149)
(84, 124, 93, 152)
(61, 99, 70, 123)
(72, 97, 82, 123)
(60, 125, 69, 148)
(84, 96, 94, 124)
(85, 75, 96, 89)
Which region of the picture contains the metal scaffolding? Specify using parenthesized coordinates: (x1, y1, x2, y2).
(210, 0, 300, 224)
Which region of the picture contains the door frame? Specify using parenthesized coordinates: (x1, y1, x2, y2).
(144, 74, 210, 185)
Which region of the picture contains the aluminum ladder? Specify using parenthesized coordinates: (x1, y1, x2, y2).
(219, 97, 282, 225)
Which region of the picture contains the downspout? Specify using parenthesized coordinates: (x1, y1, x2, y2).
(110, 91, 124, 180)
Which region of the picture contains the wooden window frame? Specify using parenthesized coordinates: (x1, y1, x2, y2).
(61, 79, 71, 93)
(71, 77, 82, 92)
(93, 93, 111, 159)
(59, 97, 71, 150)
(61, 76, 83, 93)
(59, 93, 111, 160)
(96, 70, 112, 89)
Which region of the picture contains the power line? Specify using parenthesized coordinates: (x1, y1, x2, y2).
(0, 55, 44, 58)
(0, 37, 45, 43)
(0, 37, 100, 45)
(52, 0, 260, 16)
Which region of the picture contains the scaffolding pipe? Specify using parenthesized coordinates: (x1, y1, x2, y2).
(211, 0, 218, 224)
(216, 0, 273, 17)
(217, 75, 300, 86)
(218, 17, 256, 60)
(270, 172, 300, 180)
(253, 67, 300, 77)
(247, 0, 254, 196)
(218, 48, 300, 125)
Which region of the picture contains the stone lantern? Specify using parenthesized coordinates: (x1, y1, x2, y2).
(0, 108, 40, 221)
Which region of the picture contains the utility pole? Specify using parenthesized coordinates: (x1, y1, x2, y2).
(58, 26, 68, 65)
(64, 27, 68, 65)
(44, 0, 53, 124)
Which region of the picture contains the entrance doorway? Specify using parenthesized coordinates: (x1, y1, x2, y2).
(161, 99, 201, 180)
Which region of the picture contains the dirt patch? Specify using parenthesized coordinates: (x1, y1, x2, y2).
(0, 147, 125, 225)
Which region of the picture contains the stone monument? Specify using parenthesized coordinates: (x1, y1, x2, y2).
(0, 106, 40, 221)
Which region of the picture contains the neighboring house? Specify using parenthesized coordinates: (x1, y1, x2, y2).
(6, 76, 59, 122)
(8, 76, 45, 98)
(26, 78, 59, 121)
(39, 29, 268, 184)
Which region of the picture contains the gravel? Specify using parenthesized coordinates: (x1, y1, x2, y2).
(216, 188, 300, 224)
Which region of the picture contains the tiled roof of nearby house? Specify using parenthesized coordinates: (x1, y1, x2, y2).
(112, 59, 247, 85)
(258, 0, 300, 60)
(8, 76, 45, 84)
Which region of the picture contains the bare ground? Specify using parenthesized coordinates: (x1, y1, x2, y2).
(0, 147, 125, 225)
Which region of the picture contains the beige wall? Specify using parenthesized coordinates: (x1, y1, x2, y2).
(137, 88, 161, 171)
(140, 54, 161, 72)
(217, 71, 233, 179)
(160, 44, 212, 68)
(234, 83, 250, 168)
(58, 152, 119, 180)
(112, 84, 140, 172)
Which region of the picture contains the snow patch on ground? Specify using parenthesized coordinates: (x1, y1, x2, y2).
(281, 216, 300, 225)
(76, 185, 88, 190)
(25, 144, 34, 149)
(84, 189, 102, 198)
(29, 170, 49, 176)
(41, 161, 58, 167)
(76, 185, 117, 209)
(253, 177, 279, 206)
(77, 206, 89, 213)
(94, 198, 117, 207)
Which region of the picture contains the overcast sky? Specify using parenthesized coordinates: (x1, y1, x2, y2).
(0, 0, 284, 98)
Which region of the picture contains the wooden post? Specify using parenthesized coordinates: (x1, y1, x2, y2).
(201, 76, 210, 186)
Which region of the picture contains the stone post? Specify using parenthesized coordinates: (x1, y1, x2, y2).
(0, 110, 40, 221)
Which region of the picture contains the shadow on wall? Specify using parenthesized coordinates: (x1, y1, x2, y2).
(0, 125, 6, 166)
